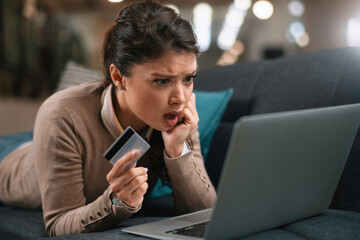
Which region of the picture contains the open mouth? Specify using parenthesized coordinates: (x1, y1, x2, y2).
(164, 114, 177, 120)
(163, 112, 181, 127)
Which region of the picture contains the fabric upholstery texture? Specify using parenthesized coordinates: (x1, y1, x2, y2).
(241, 210, 360, 240)
(0, 131, 33, 162)
(56, 60, 103, 92)
(1, 206, 359, 239)
(195, 47, 360, 212)
(195, 88, 234, 160)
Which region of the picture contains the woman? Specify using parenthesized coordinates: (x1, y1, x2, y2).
(0, 0, 216, 236)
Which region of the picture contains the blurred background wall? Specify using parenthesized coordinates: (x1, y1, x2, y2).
(1, 0, 360, 134)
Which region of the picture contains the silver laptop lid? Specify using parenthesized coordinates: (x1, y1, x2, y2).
(205, 104, 360, 240)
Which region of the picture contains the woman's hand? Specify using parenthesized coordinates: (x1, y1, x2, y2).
(162, 93, 199, 158)
(106, 150, 148, 208)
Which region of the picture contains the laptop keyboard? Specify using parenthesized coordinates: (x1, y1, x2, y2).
(166, 221, 209, 238)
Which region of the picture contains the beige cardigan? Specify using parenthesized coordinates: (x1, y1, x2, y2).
(0, 81, 216, 236)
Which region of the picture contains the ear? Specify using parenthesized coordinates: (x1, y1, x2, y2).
(110, 64, 125, 90)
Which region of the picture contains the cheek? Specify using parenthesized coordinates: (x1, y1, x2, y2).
(185, 87, 193, 103)
(133, 91, 164, 111)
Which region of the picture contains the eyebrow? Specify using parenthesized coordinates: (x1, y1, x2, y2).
(151, 70, 197, 78)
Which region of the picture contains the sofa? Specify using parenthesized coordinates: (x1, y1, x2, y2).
(1, 47, 360, 239)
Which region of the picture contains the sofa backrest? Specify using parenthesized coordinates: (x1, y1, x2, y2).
(195, 47, 360, 212)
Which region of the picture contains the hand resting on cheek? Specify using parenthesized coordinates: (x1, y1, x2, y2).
(162, 93, 199, 158)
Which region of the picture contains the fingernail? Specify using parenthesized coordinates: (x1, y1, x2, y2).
(146, 173, 148, 178)
(144, 167, 148, 172)
(132, 150, 139, 155)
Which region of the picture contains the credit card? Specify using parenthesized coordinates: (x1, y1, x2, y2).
(103, 126, 150, 171)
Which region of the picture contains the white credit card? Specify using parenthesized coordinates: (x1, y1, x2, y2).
(103, 126, 150, 170)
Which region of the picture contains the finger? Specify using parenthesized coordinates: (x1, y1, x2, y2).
(131, 181, 148, 201)
(118, 176, 148, 206)
(188, 93, 196, 108)
(108, 150, 140, 178)
(106, 150, 140, 182)
(125, 174, 148, 194)
(183, 107, 199, 126)
(109, 167, 148, 193)
(177, 110, 186, 124)
(122, 185, 147, 208)
(191, 93, 196, 105)
(114, 149, 140, 170)
(186, 94, 198, 119)
(122, 167, 148, 188)
(123, 155, 138, 172)
(176, 94, 196, 124)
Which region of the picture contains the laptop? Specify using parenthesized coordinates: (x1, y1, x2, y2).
(123, 103, 360, 240)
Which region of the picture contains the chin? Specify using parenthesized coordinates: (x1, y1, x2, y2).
(150, 122, 174, 132)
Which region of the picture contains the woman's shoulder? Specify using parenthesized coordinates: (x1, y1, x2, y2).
(37, 81, 108, 120)
(49, 81, 107, 102)
(42, 81, 106, 108)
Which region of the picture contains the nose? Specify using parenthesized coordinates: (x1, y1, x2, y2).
(169, 83, 186, 105)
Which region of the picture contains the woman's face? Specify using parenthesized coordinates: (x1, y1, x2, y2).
(116, 51, 197, 132)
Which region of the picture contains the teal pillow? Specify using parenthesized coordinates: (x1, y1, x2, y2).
(195, 88, 234, 159)
(0, 131, 33, 161)
(150, 88, 234, 198)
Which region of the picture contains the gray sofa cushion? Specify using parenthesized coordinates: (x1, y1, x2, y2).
(1, 205, 359, 239)
(242, 210, 360, 240)
(195, 47, 360, 212)
(0, 206, 46, 239)
(0, 204, 166, 239)
(204, 122, 234, 188)
(282, 210, 360, 240)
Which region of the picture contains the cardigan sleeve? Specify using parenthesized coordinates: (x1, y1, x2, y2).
(34, 101, 139, 236)
(163, 128, 217, 214)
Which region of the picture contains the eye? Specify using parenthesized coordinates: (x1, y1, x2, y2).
(184, 74, 196, 84)
(154, 79, 170, 86)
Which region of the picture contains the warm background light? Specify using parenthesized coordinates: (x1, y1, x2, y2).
(289, 21, 305, 40)
(193, 2, 213, 28)
(347, 18, 360, 46)
(4, 0, 360, 104)
(217, 3, 249, 50)
(108, 0, 123, 3)
(193, 2, 213, 52)
(286, 21, 309, 47)
(234, 0, 252, 11)
(288, 0, 305, 17)
(252, 0, 274, 20)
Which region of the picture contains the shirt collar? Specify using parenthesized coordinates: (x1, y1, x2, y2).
(100, 84, 153, 141)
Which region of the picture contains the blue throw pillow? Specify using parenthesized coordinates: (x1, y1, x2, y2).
(0, 131, 33, 162)
(150, 88, 234, 198)
(195, 88, 234, 160)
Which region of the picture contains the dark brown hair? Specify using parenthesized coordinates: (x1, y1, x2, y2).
(102, 0, 199, 84)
